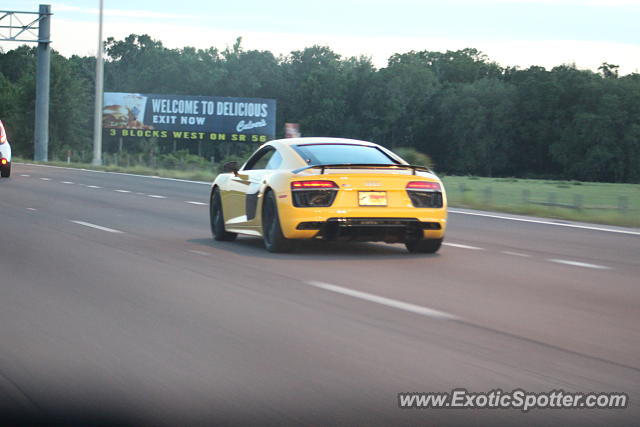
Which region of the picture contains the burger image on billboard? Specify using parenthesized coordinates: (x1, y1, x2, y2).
(103, 93, 151, 129)
(102, 104, 128, 128)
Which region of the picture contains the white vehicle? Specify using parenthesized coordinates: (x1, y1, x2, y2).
(0, 119, 11, 178)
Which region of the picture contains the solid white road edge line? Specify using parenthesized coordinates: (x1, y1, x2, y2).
(443, 242, 484, 250)
(548, 259, 611, 270)
(449, 209, 640, 236)
(70, 220, 123, 234)
(16, 162, 209, 185)
(305, 281, 459, 321)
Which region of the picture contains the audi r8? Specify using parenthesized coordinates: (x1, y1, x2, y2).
(209, 138, 447, 253)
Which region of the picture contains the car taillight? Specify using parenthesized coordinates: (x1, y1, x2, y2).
(291, 180, 338, 207)
(406, 181, 441, 191)
(291, 180, 339, 190)
(406, 181, 443, 208)
(0, 158, 7, 165)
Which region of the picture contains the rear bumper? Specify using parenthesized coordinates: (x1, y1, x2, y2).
(298, 217, 442, 243)
(0, 143, 12, 162)
(278, 206, 447, 241)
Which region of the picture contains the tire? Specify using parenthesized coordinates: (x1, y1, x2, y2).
(405, 237, 442, 254)
(210, 187, 237, 241)
(0, 163, 9, 178)
(262, 190, 293, 253)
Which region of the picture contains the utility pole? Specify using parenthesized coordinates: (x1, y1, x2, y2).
(92, 0, 104, 165)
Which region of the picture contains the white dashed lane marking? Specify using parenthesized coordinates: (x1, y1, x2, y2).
(15, 165, 620, 273)
(20, 174, 30, 177)
(443, 242, 484, 250)
(502, 251, 532, 258)
(306, 281, 459, 321)
(548, 259, 611, 270)
(70, 220, 123, 234)
(443, 244, 614, 271)
(188, 250, 211, 256)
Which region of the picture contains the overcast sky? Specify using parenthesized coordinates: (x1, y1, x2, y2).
(1, 0, 639, 74)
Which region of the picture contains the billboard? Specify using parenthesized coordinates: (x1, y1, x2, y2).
(103, 92, 276, 143)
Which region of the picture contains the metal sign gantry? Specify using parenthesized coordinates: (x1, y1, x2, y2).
(0, 5, 51, 161)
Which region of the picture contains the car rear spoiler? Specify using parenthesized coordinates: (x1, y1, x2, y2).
(292, 163, 432, 175)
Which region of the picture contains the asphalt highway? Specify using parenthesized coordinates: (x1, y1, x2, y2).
(1, 163, 639, 425)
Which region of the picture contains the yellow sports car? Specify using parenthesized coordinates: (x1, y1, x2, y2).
(209, 138, 447, 253)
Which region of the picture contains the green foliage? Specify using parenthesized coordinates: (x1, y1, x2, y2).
(394, 147, 433, 169)
(157, 150, 209, 170)
(2, 36, 640, 183)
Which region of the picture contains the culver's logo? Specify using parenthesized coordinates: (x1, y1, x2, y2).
(236, 119, 267, 132)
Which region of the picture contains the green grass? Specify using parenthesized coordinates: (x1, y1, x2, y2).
(441, 175, 640, 228)
(15, 158, 640, 228)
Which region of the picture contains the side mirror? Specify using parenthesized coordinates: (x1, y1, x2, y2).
(223, 161, 239, 176)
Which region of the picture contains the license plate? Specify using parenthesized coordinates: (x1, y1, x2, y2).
(358, 191, 387, 206)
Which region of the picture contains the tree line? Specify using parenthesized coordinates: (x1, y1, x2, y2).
(1, 34, 639, 182)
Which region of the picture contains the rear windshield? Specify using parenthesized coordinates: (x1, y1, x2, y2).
(293, 143, 398, 165)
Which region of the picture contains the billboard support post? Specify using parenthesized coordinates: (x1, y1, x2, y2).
(34, 4, 51, 161)
(92, 0, 104, 165)
(1, 5, 53, 161)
